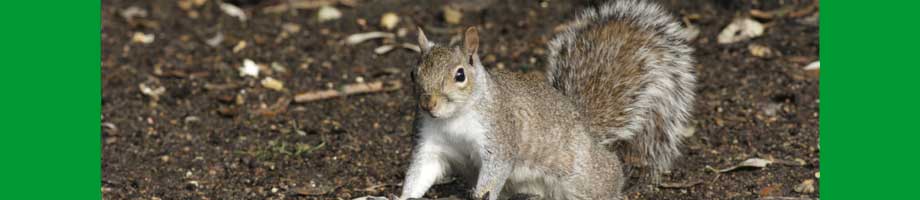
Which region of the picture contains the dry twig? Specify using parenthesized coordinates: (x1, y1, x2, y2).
(295, 80, 401, 102)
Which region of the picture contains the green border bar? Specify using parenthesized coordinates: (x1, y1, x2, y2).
(0, 1, 101, 199)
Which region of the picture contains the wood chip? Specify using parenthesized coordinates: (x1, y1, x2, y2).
(295, 80, 402, 102)
(261, 77, 285, 91)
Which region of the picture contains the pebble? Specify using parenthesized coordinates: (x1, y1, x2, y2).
(381, 12, 400, 30)
(131, 32, 155, 44)
(261, 77, 285, 91)
(443, 6, 462, 24)
(318, 6, 342, 22)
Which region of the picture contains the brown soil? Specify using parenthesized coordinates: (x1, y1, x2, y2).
(102, 0, 819, 199)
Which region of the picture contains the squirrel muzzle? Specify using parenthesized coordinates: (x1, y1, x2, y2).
(419, 94, 438, 116)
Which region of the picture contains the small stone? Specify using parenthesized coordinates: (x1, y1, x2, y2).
(748, 44, 774, 58)
(317, 6, 342, 22)
(184, 116, 201, 123)
(282, 23, 301, 33)
(261, 77, 285, 91)
(380, 12, 400, 30)
(232, 40, 247, 53)
(131, 32, 155, 44)
(240, 59, 260, 78)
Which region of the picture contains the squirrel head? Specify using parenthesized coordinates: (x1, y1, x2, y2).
(412, 27, 482, 118)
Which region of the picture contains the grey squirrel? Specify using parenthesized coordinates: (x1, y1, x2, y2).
(401, 0, 696, 199)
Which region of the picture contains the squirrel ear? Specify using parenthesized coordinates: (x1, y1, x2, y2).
(417, 27, 433, 53)
(463, 27, 479, 56)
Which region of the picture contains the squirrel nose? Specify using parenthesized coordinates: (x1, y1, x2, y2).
(419, 94, 436, 113)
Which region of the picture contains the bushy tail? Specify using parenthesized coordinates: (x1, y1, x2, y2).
(545, 0, 696, 176)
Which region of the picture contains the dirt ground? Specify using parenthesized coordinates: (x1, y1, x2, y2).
(102, 0, 819, 199)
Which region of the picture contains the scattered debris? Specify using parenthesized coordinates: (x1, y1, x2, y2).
(345, 32, 395, 45)
(257, 96, 291, 117)
(717, 18, 764, 44)
(131, 32, 155, 44)
(317, 6, 342, 22)
(177, 0, 194, 10)
(204, 82, 240, 91)
(203, 33, 223, 47)
(120, 6, 148, 21)
(789, 2, 819, 18)
(759, 184, 784, 198)
(659, 180, 703, 189)
(803, 61, 820, 71)
(374, 43, 421, 54)
(184, 116, 201, 123)
(271, 62, 288, 73)
(352, 196, 388, 200)
(282, 23, 302, 33)
(381, 12, 400, 30)
(748, 44, 776, 58)
(442, 6, 463, 24)
(219, 2, 247, 22)
(793, 179, 815, 193)
(749, 5, 795, 20)
(102, 122, 119, 134)
(138, 83, 166, 101)
(232, 40, 247, 53)
(239, 59, 260, 78)
(217, 106, 239, 117)
(261, 77, 285, 91)
(262, 0, 349, 14)
(709, 158, 773, 173)
(803, 60, 819, 78)
(374, 45, 396, 54)
(293, 184, 336, 196)
(295, 80, 402, 102)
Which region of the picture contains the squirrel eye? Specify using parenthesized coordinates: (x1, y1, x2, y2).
(454, 68, 465, 83)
